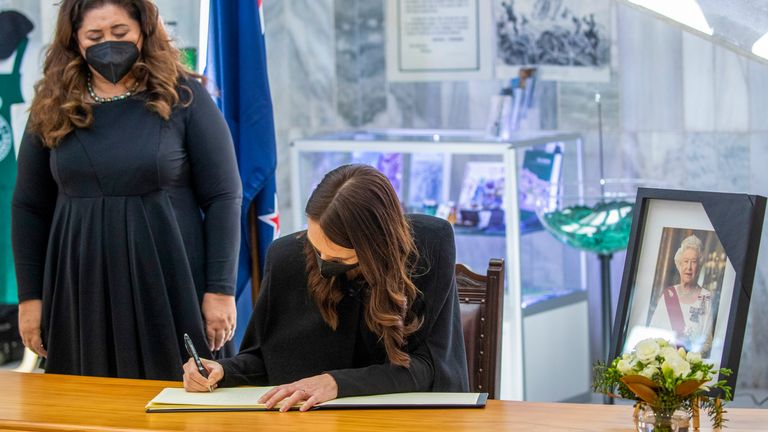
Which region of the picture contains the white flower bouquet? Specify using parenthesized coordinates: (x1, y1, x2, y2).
(593, 338, 732, 431)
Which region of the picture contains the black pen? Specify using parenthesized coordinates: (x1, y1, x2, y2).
(183, 333, 212, 392)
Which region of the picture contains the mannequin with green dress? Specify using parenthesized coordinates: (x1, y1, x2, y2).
(0, 10, 34, 304)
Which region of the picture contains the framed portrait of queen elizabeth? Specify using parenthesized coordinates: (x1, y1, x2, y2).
(611, 188, 766, 395)
(646, 228, 726, 359)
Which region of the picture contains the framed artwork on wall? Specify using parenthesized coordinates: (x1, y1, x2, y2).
(611, 188, 766, 395)
(494, 0, 612, 82)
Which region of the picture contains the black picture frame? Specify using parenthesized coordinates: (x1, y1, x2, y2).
(611, 188, 766, 396)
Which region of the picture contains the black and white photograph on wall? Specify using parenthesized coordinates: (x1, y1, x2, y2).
(495, 0, 611, 81)
(645, 228, 727, 359)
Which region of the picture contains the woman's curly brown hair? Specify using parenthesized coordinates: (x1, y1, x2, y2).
(28, 0, 201, 148)
(304, 164, 423, 368)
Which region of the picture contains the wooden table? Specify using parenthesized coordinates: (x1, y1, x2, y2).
(0, 371, 765, 431)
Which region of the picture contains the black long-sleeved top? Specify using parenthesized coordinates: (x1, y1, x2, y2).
(219, 214, 469, 397)
(11, 77, 242, 379)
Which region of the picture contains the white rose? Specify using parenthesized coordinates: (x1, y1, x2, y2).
(677, 358, 692, 377)
(661, 346, 680, 362)
(662, 356, 691, 378)
(639, 365, 658, 379)
(687, 352, 702, 364)
(635, 339, 661, 362)
(677, 347, 687, 358)
(617, 359, 633, 375)
(656, 338, 669, 347)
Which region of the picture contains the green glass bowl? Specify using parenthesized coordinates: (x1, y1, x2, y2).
(538, 199, 634, 255)
(530, 179, 665, 255)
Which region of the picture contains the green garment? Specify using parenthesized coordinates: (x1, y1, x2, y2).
(0, 37, 27, 304)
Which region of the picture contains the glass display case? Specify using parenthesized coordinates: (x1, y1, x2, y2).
(291, 129, 590, 401)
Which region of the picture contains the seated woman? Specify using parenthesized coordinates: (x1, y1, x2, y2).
(183, 164, 469, 411)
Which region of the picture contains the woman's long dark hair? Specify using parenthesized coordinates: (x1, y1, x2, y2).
(305, 164, 421, 367)
(29, 0, 201, 148)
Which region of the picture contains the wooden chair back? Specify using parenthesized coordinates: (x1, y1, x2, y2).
(456, 258, 504, 399)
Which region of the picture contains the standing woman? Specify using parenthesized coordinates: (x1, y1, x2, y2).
(12, 0, 242, 380)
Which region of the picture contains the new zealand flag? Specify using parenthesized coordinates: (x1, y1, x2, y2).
(205, 0, 278, 345)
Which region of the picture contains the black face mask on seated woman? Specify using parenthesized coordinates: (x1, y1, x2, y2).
(85, 40, 139, 84)
(315, 252, 359, 279)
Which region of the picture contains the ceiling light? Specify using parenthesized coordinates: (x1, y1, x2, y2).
(628, 0, 713, 35)
(752, 32, 768, 60)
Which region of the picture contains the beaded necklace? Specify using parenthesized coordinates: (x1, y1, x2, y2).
(86, 75, 138, 103)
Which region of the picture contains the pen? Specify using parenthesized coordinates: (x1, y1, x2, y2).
(183, 333, 212, 392)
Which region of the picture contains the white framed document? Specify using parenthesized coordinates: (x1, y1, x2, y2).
(386, 0, 493, 82)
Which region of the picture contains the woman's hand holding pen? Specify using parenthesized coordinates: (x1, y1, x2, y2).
(202, 293, 236, 351)
(182, 358, 223, 392)
(259, 374, 339, 412)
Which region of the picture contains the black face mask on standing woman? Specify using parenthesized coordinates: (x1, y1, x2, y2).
(84, 40, 140, 84)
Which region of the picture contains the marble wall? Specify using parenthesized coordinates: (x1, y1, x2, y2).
(263, 0, 768, 390)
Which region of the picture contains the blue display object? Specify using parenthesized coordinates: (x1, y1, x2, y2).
(291, 128, 586, 305)
(303, 136, 563, 236)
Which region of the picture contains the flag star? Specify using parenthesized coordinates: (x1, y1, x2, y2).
(258, 193, 280, 240)
(258, 0, 265, 35)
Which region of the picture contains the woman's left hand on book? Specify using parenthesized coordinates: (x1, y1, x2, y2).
(259, 373, 339, 412)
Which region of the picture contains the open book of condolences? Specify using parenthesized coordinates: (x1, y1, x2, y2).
(146, 387, 488, 412)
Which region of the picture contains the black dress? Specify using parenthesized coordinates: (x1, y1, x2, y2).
(11, 78, 242, 380)
(218, 214, 470, 397)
